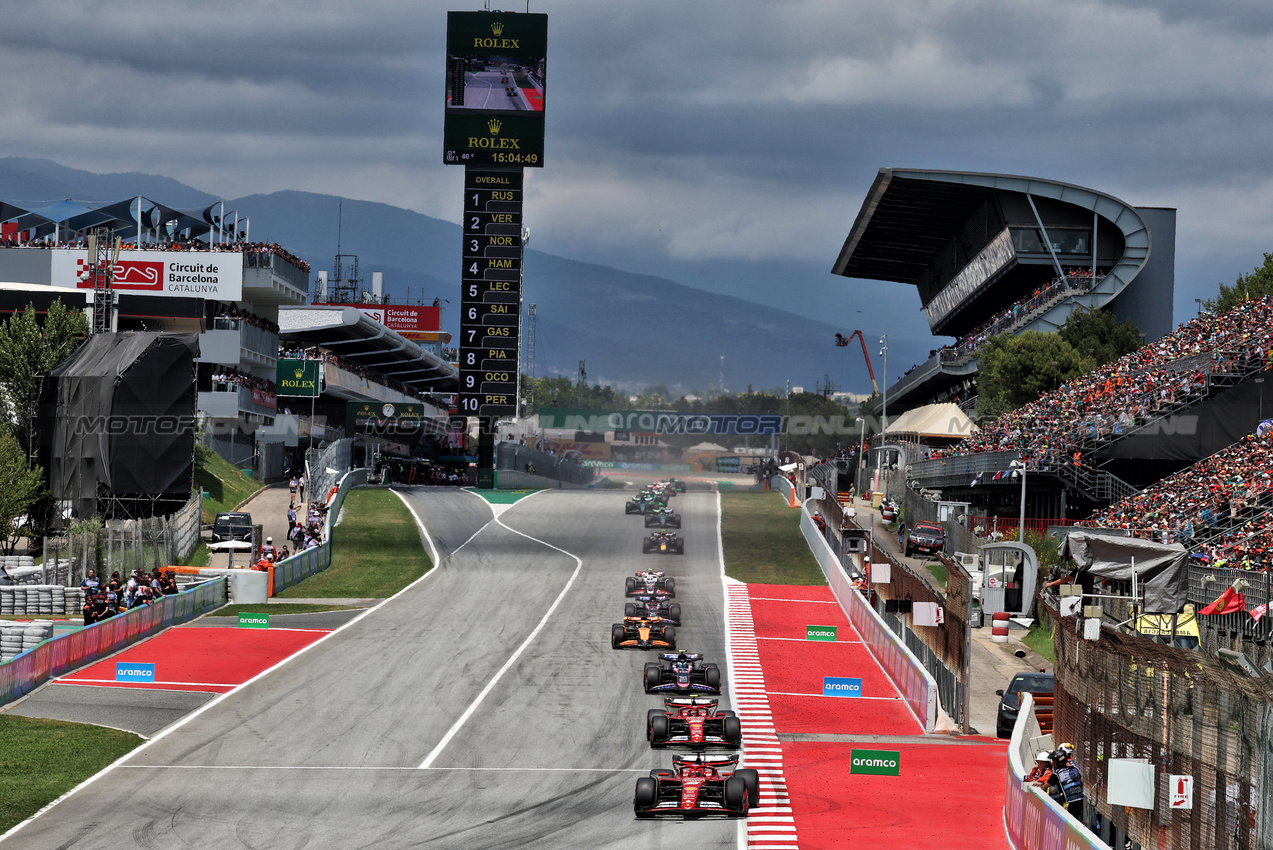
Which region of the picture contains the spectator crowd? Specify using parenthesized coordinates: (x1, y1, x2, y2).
(1, 236, 310, 274)
(80, 568, 179, 625)
(932, 296, 1273, 468)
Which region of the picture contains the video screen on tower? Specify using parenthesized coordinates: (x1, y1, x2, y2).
(444, 11, 547, 167)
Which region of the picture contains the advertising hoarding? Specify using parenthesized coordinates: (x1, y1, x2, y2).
(50, 248, 243, 301)
(328, 304, 441, 340)
(444, 11, 547, 167)
(276, 360, 324, 397)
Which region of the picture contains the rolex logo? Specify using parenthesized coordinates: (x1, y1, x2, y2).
(294, 367, 304, 378)
(491, 21, 504, 36)
(488, 118, 502, 134)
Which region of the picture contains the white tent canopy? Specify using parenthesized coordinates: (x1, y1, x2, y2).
(884, 403, 978, 439)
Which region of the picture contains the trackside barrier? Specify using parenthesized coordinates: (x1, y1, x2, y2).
(271, 469, 366, 596)
(1004, 693, 1109, 850)
(0, 577, 227, 709)
(780, 477, 939, 733)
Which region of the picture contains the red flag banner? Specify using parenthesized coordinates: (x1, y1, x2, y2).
(1200, 587, 1246, 616)
(1250, 602, 1268, 622)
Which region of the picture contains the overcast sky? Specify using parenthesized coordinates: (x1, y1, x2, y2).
(2, 0, 1272, 373)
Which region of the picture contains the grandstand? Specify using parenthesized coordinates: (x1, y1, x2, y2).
(833, 169, 1176, 417)
(900, 295, 1271, 522)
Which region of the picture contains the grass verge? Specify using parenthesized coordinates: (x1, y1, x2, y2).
(0, 716, 142, 833)
(1023, 622, 1056, 663)
(208, 603, 364, 616)
(720, 491, 825, 586)
(196, 450, 263, 523)
(274, 489, 432, 599)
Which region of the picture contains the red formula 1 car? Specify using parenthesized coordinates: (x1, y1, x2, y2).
(625, 570, 675, 598)
(646, 697, 742, 749)
(634, 753, 759, 818)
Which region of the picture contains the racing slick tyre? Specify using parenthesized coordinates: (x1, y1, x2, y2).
(645, 664, 662, 692)
(663, 577, 675, 592)
(704, 665, 721, 690)
(634, 777, 657, 817)
(649, 714, 669, 746)
(724, 776, 748, 813)
(644, 515, 657, 528)
(722, 716, 742, 747)
(625, 603, 638, 618)
(611, 624, 625, 648)
(662, 625, 676, 648)
(675, 541, 685, 555)
(626, 577, 638, 593)
(736, 769, 761, 807)
(647, 708, 665, 739)
(641, 541, 652, 554)
(668, 603, 681, 622)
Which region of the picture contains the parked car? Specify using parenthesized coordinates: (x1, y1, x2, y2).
(995, 671, 1054, 738)
(904, 522, 946, 558)
(211, 512, 253, 543)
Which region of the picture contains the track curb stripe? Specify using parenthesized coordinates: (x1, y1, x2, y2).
(727, 581, 798, 849)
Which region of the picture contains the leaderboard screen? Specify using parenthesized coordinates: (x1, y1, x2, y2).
(444, 11, 547, 167)
(457, 168, 522, 418)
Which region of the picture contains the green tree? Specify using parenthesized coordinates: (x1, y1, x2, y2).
(0, 426, 46, 554)
(1206, 253, 1273, 314)
(1058, 307, 1143, 370)
(0, 300, 89, 452)
(975, 331, 1087, 420)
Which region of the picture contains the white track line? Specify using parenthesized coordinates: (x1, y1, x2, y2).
(417, 512, 582, 769)
(0, 491, 453, 846)
(120, 765, 650, 773)
(719, 491, 798, 850)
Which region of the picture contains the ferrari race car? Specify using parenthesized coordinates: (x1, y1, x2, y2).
(646, 697, 742, 749)
(644, 651, 722, 694)
(644, 508, 682, 529)
(626, 570, 675, 598)
(626, 595, 681, 625)
(611, 617, 676, 650)
(634, 754, 759, 818)
(643, 531, 685, 555)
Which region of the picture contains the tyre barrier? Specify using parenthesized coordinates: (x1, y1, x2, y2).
(992, 611, 1010, 643)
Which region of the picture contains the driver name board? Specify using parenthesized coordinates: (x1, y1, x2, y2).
(458, 167, 522, 418)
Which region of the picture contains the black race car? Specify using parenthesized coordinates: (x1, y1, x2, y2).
(644, 508, 682, 529)
(644, 651, 721, 694)
(626, 570, 675, 598)
(663, 478, 687, 493)
(611, 617, 676, 650)
(634, 754, 758, 818)
(646, 697, 742, 749)
(642, 531, 685, 555)
(626, 595, 681, 625)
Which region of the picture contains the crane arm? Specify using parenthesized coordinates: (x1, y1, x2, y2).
(834, 331, 879, 396)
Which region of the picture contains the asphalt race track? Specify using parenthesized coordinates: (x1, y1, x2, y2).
(5, 489, 741, 849)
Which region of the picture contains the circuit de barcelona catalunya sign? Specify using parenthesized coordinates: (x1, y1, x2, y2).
(538, 408, 783, 436)
(50, 248, 243, 300)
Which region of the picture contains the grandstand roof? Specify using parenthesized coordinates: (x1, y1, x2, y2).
(3, 196, 224, 242)
(832, 169, 1149, 288)
(277, 306, 458, 393)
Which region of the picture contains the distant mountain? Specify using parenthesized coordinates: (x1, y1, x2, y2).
(0, 157, 218, 210)
(0, 159, 861, 395)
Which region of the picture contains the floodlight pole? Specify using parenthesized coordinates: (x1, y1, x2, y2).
(1011, 459, 1027, 542)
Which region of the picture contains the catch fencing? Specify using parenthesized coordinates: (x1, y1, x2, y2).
(0, 577, 226, 708)
(306, 438, 354, 506)
(41, 492, 202, 586)
(776, 474, 938, 732)
(1046, 595, 1273, 850)
(495, 443, 597, 489)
